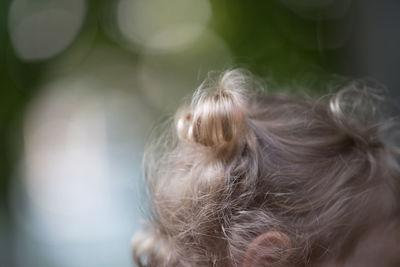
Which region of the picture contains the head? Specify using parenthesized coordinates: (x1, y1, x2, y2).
(133, 69, 400, 267)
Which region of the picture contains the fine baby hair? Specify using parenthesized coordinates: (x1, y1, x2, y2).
(133, 69, 400, 267)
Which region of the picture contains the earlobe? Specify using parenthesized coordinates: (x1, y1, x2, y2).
(242, 231, 292, 267)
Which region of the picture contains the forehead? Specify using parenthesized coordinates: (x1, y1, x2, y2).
(315, 221, 400, 267)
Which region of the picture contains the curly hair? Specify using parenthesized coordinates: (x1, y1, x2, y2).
(132, 69, 400, 267)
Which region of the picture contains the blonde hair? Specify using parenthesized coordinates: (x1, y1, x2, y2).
(133, 69, 400, 266)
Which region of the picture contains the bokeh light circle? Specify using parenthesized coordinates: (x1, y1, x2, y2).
(8, 0, 86, 61)
(117, 0, 212, 51)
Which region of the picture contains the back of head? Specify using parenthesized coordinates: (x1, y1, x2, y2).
(133, 69, 400, 267)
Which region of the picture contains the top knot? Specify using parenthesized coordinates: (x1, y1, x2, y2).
(176, 69, 251, 156)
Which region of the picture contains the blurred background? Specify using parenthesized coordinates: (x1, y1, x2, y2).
(0, 0, 399, 266)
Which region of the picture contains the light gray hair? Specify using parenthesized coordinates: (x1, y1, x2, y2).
(132, 69, 400, 266)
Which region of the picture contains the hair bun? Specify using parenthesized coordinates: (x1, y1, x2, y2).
(176, 70, 250, 155)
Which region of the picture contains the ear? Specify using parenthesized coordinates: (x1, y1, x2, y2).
(242, 231, 292, 267)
